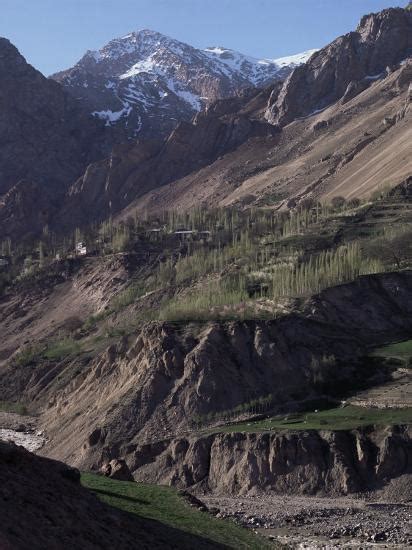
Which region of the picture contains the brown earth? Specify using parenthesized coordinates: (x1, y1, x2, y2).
(349, 367, 412, 409)
(119, 58, 412, 219)
(58, 94, 279, 230)
(1, 270, 412, 474)
(128, 426, 412, 497)
(0, 255, 134, 367)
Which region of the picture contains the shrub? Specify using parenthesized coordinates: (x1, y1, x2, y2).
(13, 345, 43, 367)
(43, 338, 82, 361)
(111, 283, 147, 311)
(83, 312, 108, 331)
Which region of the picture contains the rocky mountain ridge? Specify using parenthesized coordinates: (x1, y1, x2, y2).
(0, 38, 113, 199)
(52, 29, 315, 139)
(58, 51, 412, 230)
(0, 37, 120, 239)
(266, 6, 412, 125)
(51, 5, 412, 231)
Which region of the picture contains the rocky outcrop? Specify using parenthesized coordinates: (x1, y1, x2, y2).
(100, 458, 134, 481)
(0, 38, 113, 196)
(129, 426, 412, 496)
(266, 7, 412, 126)
(0, 181, 59, 240)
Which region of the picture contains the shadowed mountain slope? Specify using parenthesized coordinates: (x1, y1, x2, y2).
(0, 38, 117, 239)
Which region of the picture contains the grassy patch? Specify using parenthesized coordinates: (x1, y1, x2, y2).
(0, 401, 28, 415)
(111, 282, 147, 311)
(13, 337, 83, 366)
(83, 311, 109, 331)
(373, 339, 412, 360)
(43, 338, 82, 361)
(81, 474, 273, 549)
(214, 405, 412, 433)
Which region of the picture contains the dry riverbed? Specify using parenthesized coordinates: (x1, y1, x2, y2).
(0, 411, 45, 452)
(202, 492, 412, 548)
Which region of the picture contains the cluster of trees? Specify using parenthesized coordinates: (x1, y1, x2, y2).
(2, 190, 411, 321)
(270, 242, 382, 298)
(158, 242, 383, 320)
(0, 195, 362, 280)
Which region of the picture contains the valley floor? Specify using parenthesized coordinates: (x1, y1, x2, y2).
(203, 493, 412, 548)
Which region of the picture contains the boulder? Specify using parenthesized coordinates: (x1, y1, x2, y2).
(100, 459, 134, 481)
(313, 120, 329, 132)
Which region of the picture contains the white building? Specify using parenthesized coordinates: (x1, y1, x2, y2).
(76, 242, 87, 256)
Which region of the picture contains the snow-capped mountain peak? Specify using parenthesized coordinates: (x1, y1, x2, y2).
(52, 30, 316, 139)
(203, 46, 317, 86)
(271, 50, 318, 67)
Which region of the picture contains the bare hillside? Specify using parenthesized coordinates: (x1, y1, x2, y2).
(121, 60, 412, 216)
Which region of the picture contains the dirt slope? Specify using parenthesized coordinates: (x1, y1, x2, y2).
(0, 441, 228, 550)
(120, 60, 411, 216)
(0, 255, 133, 366)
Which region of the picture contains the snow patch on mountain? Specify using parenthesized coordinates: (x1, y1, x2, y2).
(273, 50, 318, 67)
(93, 105, 132, 125)
(120, 58, 159, 79)
(166, 78, 202, 110)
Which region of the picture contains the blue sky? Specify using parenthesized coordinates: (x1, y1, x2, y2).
(0, 0, 404, 75)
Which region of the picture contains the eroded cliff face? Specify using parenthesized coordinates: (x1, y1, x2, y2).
(129, 426, 412, 497)
(18, 270, 412, 470)
(38, 319, 329, 469)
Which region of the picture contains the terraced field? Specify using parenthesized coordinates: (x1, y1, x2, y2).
(215, 405, 412, 433)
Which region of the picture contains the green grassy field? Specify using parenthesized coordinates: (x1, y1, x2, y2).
(81, 474, 273, 549)
(0, 401, 28, 415)
(372, 339, 412, 360)
(214, 405, 412, 433)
